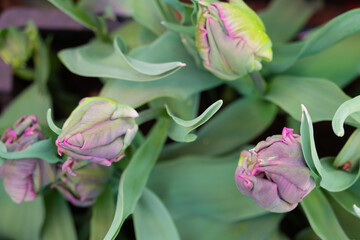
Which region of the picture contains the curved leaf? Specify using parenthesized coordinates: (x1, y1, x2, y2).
(133, 188, 180, 240)
(332, 95, 360, 137)
(265, 9, 360, 72)
(0, 139, 61, 164)
(301, 105, 360, 191)
(166, 100, 222, 142)
(59, 37, 185, 81)
(301, 188, 349, 240)
(104, 118, 170, 240)
(100, 32, 222, 108)
(161, 97, 277, 159)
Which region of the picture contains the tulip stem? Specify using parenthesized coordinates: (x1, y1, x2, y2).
(136, 108, 165, 126)
(250, 72, 267, 94)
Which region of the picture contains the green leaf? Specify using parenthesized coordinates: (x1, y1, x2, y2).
(148, 153, 267, 222)
(42, 191, 77, 240)
(0, 84, 52, 132)
(284, 33, 360, 87)
(329, 190, 360, 218)
(332, 95, 360, 137)
(0, 180, 44, 240)
(265, 76, 358, 124)
(259, 0, 322, 43)
(301, 188, 349, 240)
(334, 128, 360, 169)
(161, 97, 277, 159)
(34, 36, 51, 93)
(90, 184, 115, 240)
(100, 32, 222, 108)
(301, 105, 360, 191)
(59, 37, 185, 81)
(328, 195, 360, 239)
(48, 0, 107, 37)
(175, 214, 283, 240)
(132, 0, 167, 35)
(161, 21, 195, 36)
(133, 188, 180, 240)
(104, 118, 170, 240)
(265, 8, 360, 72)
(166, 100, 222, 142)
(0, 139, 61, 164)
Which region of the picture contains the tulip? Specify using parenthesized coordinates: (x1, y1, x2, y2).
(53, 159, 110, 207)
(0, 116, 55, 203)
(195, 0, 272, 80)
(55, 97, 138, 172)
(235, 127, 315, 212)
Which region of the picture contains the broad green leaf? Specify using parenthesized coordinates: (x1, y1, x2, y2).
(133, 188, 180, 240)
(90, 184, 115, 240)
(148, 153, 267, 222)
(301, 188, 349, 240)
(42, 191, 77, 240)
(0, 139, 61, 164)
(265, 9, 360, 72)
(259, 0, 322, 43)
(175, 214, 283, 240)
(161, 97, 277, 159)
(48, 0, 107, 37)
(0, 180, 44, 240)
(0, 84, 52, 132)
(59, 37, 185, 81)
(104, 118, 170, 240)
(301, 105, 360, 190)
(100, 32, 222, 108)
(334, 128, 360, 169)
(284, 33, 360, 87)
(166, 100, 222, 142)
(332, 95, 360, 137)
(265, 76, 358, 124)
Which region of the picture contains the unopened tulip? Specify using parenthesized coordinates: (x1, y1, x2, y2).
(56, 97, 138, 172)
(235, 127, 315, 212)
(53, 160, 110, 207)
(0, 116, 55, 203)
(196, 0, 272, 80)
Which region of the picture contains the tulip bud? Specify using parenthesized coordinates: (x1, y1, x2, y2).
(195, 0, 272, 80)
(53, 160, 110, 207)
(235, 127, 315, 212)
(56, 97, 138, 172)
(0, 116, 56, 203)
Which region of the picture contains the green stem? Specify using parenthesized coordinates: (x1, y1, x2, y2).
(250, 71, 267, 94)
